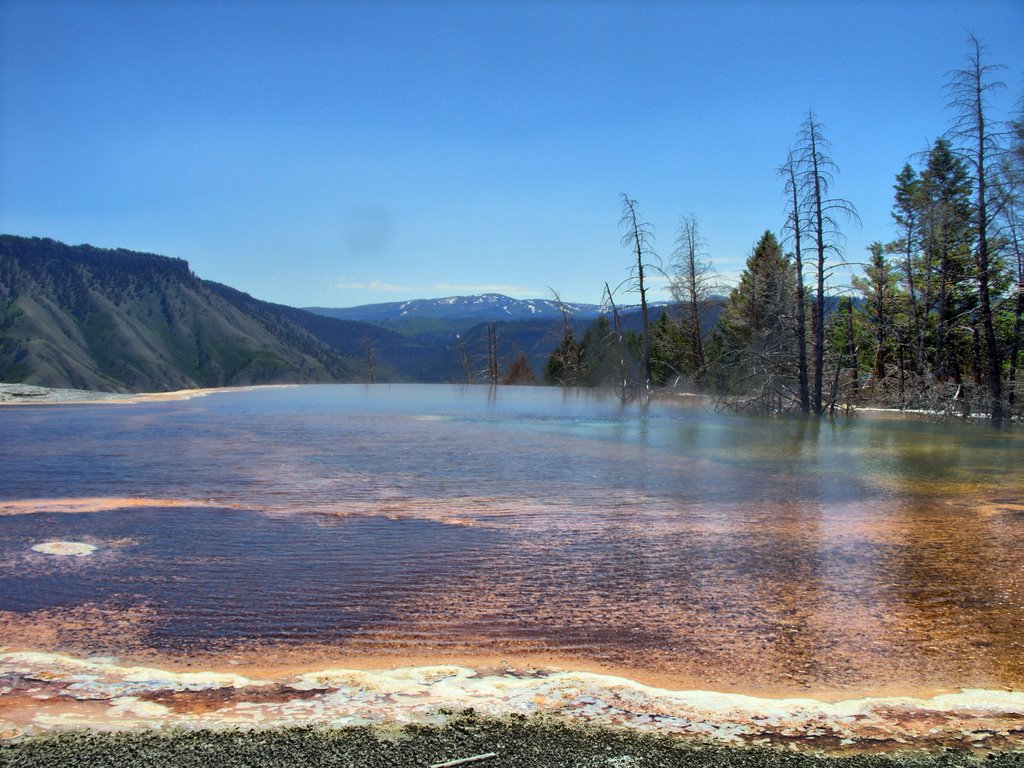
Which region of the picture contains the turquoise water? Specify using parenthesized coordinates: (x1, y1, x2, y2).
(1, 384, 1021, 693)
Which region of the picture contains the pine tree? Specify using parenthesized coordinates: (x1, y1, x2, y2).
(544, 326, 582, 386)
(714, 231, 799, 410)
(891, 163, 927, 373)
(919, 138, 976, 381)
(579, 315, 619, 388)
(852, 242, 902, 385)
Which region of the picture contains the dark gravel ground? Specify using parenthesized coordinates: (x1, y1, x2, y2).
(1, 713, 1021, 768)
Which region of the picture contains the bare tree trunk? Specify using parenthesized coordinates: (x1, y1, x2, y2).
(896, 328, 907, 406)
(456, 335, 473, 384)
(619, 194, 656, 389)
(936, 240, 950, 376)
(487, 322, 498, 385)
(796, 112, 859, 414)
(975, 141, 1004, 426)
(847, 300, 859, 399)
(673, 214, 710, 389)
(781, 156, 811, 413)
(550, 288, 581, 386)
(948, 34, 1005, 426)
(809, 127, 827, 415)
(363, 335, 375, 383)
(604, 282, 629, 404)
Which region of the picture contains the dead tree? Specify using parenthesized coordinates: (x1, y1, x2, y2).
(363, 334, 375, 383)
(794, 111, 860, 415)
(946, 33, 1007, 426)
(547, 288, 582, 386)
(603, 282, 630, 404)
(455, 334, 473, 384)
(487, 322, 498, 385)
(779, 151, 812, 413)
(998, 113, 1023, 413)
(619, 194, 659, 390)
(670, 213, 714, 388)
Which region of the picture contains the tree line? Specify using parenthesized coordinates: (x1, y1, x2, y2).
(545, 35, 1022, 427)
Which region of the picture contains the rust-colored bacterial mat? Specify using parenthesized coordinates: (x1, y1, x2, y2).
(1, 385, 1022, 745)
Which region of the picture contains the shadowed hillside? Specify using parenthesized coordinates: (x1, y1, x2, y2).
(0, 236, 364, 392)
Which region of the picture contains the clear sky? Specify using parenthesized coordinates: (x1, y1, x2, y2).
(2, 0, 1022, 308)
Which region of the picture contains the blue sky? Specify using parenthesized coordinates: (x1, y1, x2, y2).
(2, 0, 1022, 308)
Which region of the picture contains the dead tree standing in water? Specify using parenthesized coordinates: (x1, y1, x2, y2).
(946, 34, 1007, 427)
(670, 214, 714, 389)
(794, 111, 860, 414)
(487, 322, 498, 385)
(779, 152, 811, 413)
(619, 194, 659, 390)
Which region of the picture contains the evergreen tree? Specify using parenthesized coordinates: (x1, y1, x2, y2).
(650, 311, 687, 387)
(713, 231, 799, 409)
(544, 290, 583, 386)
(919, 138, 976, 381)
(890, 163, 927, 373)
(824, 296, 864, 411)
(998, 107, 1024, 412)
(544, 326, 582, 386)
(852, 242, 902, 385)
(579, 315, 619, 388)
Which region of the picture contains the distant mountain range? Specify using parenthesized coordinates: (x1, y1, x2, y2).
(1, 236, 664, 391)
(305, 293, 668, 345)
(307, 294, 606, 324)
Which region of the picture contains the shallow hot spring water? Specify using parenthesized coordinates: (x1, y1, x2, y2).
(1, 384, 1022, 749)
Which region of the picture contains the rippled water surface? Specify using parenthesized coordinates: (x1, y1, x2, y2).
(1, 384, 1022, 695)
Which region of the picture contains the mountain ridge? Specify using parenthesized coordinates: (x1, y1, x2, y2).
(0, 236, 366, 391)
(305, 293, 606, 324)
(305, 292, 670, 325)
(0, 235, 680, 391)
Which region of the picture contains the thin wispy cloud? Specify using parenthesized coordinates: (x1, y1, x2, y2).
(335, 279, 410, 292)
(430, 283, 534, 297)
(335, 279, 536, 298)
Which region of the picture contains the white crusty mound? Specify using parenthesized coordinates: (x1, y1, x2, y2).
(31, 541, 98, 556)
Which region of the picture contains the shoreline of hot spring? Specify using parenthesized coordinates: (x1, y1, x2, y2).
(1, 650, 1022, 756)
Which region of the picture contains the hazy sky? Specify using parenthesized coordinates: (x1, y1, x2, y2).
(2, 1, 1022, 308)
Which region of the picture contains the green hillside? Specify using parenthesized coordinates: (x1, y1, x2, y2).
(0, 235, 621, 391)
(0, 236, 362, 392)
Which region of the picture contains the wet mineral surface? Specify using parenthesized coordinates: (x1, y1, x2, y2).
(2, 713, 1021, 768)
(1, 386, 1022, 757)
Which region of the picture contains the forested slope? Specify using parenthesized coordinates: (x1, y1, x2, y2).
(0, 236, 362, 392)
